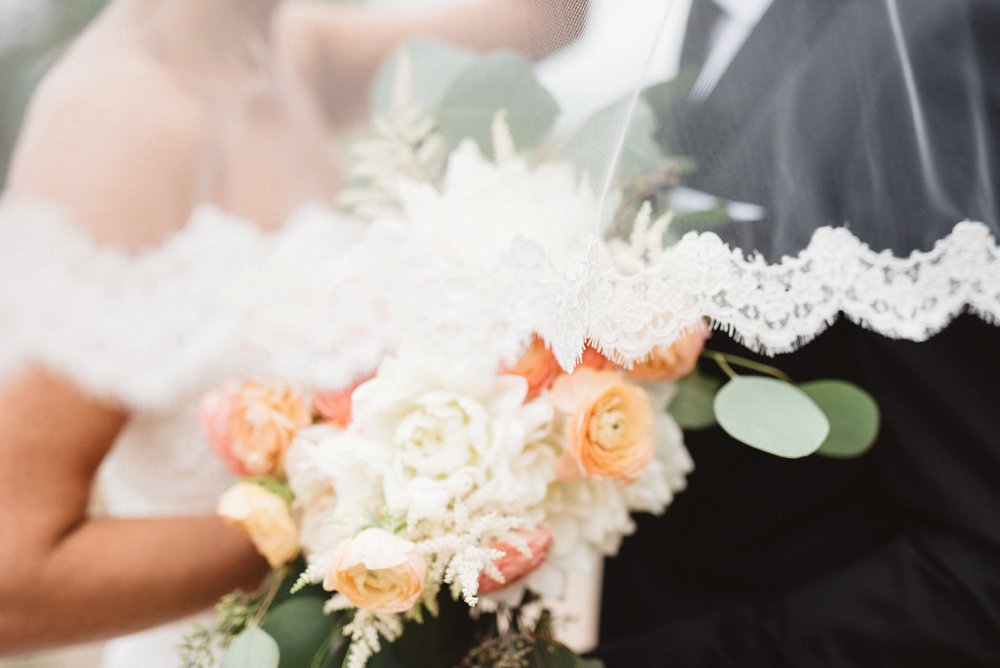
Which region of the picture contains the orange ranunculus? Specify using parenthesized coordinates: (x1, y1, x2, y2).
(313, 372, 375, 427)
(217, 482, 299, 567)
(200, 380, 311, 477)
(478, 525, 553, 595)
(502, 335, 563, 401)
(550, 369, 655, 483)
(323, 528, 426, 614)
(626, 327, 709, 382)
(579, 343, 616, 371)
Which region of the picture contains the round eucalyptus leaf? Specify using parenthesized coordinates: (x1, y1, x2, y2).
(436, 52, 559, 156)
(371, 38, 478, 115)
(221, 625, 280, 668)
(801, 380, 880, 459)
(563, 97, 663, 187)
(668, 372, 722, 430)
(713, 377, 828, 458)
(260, 596, 332, 668)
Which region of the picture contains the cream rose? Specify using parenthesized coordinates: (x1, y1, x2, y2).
(323, 528, 426, 614)
(550, 369, 655, 483)
(217, 481, 299, 568)
(200, 380, 312, 477)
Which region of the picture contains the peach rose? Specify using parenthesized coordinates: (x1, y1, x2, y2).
(313, 372, 375, 427)
(200, 380, 311, 477)
(217, 481, 299, 568)
(478, 525, 553, 595)
(627, 327, 709, 382)
(323, 528, 426, 614)
(550, 368, 655, 482)
(501, 336, 563, 401)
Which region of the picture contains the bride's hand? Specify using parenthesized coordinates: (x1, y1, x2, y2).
(0, 370, 268, 656)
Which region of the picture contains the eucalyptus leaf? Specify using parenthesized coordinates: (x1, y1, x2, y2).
(800, 380, 881, 459)
(370, 38, 478, 115)
(714, 377, 829, 458)
(221, 625, 280, 668)
(562, 97, 663, 187)
(261, 597, 333, 668)
(668, 371, 722, 430)
(436, 51, 559, 156)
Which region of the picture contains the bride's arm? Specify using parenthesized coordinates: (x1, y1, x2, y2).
(0, 371, 267, 655)
(278, 0, 588, 127)
(0, 46, 269, 656)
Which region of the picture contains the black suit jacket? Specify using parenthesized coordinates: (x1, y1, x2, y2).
(596, 2, 1000, 665)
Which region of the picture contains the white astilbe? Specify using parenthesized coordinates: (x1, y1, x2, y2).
(338, 608, 405, 668)
(604, 201, 674, 275)
(337, 48, 446, 221)
(414, 501, 526, 606)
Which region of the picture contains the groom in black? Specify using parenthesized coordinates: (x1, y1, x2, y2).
(596, 1, 1000, 665)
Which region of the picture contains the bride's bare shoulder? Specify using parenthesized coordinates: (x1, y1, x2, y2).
(6, 32, 210, 250)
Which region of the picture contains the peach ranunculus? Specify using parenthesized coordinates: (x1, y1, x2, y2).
(323, 528, 426, 614)
(550, 368, 655, 483)
(200, 380, 312, 478)
(501, 335, 563, 401)
(313, 372, 376, 427)
(217, 481, 300, 568)
(478, 525, 553, 595)
(626, 327, 710, 382)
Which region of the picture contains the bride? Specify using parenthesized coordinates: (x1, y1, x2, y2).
(0, 0, 584, 665)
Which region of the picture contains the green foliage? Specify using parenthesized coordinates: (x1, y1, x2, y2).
(178, 589, 259, 668)
(533, 641, 604, 668)
(244, 476, 295, 505)
(800, 380, 881, 459)
(668, 371, 722, 429)
(713, 376, 829, 458)
(562, 96, 664, 187)
(221, 626, 281, 668)
(261, 597, 337, 668)
(436, 51, 559, 157)
(370, 39, 477, 115)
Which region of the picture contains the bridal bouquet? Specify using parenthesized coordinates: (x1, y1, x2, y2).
(186, 332, 700, 668)
(179, 39, 880, 668)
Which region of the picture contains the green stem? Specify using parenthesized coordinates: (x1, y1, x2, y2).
(702, 349, 793, 383)
(251, 566, 288, 627)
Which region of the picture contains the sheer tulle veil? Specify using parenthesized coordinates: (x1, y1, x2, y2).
(1, 0, 998, 409)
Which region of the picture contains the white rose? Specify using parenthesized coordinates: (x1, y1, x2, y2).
(351, 354, 558, 521)
(285, 424, 386, 558)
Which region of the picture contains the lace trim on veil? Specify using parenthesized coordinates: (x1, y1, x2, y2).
(1, 201, 997, 409)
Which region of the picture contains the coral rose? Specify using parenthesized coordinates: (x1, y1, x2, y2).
(627, 327, 709, 382)
(501, 336, 562, 401)
(550, 369, 655, 482)
(323, 528, 426, 614)
(313, 372, 375, 427)
(478, 525, 553, 595)
(217, 481, 299, 568)
(200, 380, 311, 477)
